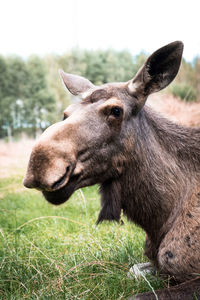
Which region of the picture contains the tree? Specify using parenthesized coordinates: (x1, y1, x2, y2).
(0, 55, 56, 138)
(24, 56, 56, 136)
(6, 56, 28, 136)
(0, 55, 9, 138)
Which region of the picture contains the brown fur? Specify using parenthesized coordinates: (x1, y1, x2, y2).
(24, 42, 200, 298)
(129, 277, 200, 300)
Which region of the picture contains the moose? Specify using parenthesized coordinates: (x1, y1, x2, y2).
(23, 41, 200, 299)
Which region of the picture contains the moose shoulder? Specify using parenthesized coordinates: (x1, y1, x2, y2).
(23, 41, 200, 299)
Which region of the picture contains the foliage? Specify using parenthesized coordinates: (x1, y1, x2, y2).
(170, 82, 197, 102)
(24, 56, 55, 135)
(167, 56, 200, 102)
(0, 55, 55, 138)
(0, 172, 166, 299)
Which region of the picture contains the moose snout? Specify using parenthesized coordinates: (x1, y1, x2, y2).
(23, 119, 77, 192)
(23, 174, 37, 189)
(23, 143, 75, 192)
(23, 164, 72, 191)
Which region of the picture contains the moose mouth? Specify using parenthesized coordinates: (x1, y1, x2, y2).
(43, 173, 80, 205)
(42, 170, 98, 205)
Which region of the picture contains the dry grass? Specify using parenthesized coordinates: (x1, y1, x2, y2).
(0, 139, 35, 178)
(148, 94, 200, 127)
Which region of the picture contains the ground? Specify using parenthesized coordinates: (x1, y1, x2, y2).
(148, 94, 200, 127)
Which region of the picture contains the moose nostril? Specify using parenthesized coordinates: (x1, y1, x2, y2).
(23, 175, 37, 189)
(51, 166, 71, 190)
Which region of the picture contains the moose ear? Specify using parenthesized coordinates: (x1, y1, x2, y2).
(59, 70, 94, 96)
(128, 41, 184, 106)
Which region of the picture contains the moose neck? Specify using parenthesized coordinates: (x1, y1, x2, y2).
(122, 106, 200, 240)
(100, 106, 200, 245)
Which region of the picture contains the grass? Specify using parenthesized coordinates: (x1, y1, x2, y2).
(0, 173, 166, 299)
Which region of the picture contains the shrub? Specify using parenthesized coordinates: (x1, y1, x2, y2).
(170, 83, 197, 102)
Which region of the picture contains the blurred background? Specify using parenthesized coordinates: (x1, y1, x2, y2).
(1, 0, 200, 142)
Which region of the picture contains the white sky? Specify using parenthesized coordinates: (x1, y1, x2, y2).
(0, 0, 200, 61)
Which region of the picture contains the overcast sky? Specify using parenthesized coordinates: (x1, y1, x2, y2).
(1, 0, 200, 61)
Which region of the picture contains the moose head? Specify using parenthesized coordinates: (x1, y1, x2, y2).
(23, 41, 183, 210)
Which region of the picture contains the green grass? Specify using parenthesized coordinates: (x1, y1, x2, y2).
(0, 173, 166, 299)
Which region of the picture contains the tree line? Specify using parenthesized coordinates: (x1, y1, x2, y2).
(0, 48, 200, 139)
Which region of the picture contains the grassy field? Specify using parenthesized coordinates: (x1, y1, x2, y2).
(0, 142, 166, 299)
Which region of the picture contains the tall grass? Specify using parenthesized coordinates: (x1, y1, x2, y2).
(0, 174, 166, 299)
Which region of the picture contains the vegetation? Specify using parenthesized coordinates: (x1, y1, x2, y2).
(169, 57, 200, 102)
(169, 82, 197, 102)
(0, 49, 200, 139)
(0, 55, 55, 139)
(0, 170, 167, 299)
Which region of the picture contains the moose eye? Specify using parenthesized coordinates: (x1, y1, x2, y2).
(110, 106, 123, 118)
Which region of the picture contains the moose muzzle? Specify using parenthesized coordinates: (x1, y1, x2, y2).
(23, 121, 76, 192)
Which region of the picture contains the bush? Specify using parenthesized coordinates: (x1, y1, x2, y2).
(170, 83, 197, 102)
